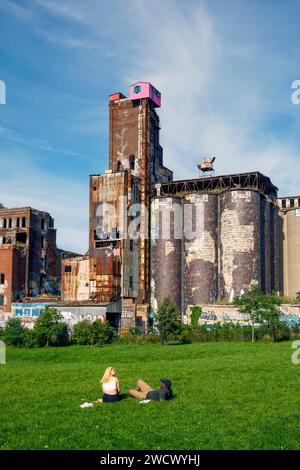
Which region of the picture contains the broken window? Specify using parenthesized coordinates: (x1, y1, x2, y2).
(0, 273, 4, 284)
(16, 232, 27, 244)
(16, 218, 20, 228)
(8, 218, 12, 229)
(129, 154, 135, 171)
(117, 161, 122, 172)
(281, 199, 286, 208)
(290, 199, 295, 208)
(22, 217, 26, 228)
(2, 237, 6, 244)
(64, 265, 72, 273)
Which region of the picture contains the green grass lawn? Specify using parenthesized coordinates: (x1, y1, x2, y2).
(1, 341, 300, 450)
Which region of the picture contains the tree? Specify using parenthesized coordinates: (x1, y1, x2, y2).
(191, 305, 202, 328)
(156, 297, 181, 344)
(0, 203, 4, 209)
(34, 307, 69, 347)
(4, 318, 25, 346)
(235, 284, 282, 343)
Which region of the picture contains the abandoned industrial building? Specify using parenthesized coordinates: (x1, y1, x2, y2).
(60, 81, 300, 331)
(0, 207, 61, 311)
(0, 81, 299, 331)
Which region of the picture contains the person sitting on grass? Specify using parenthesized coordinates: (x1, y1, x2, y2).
(129, 378, 173, 402)
(96, 367, 120, 403)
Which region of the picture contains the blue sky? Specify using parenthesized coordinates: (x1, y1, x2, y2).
(0, 0, 300, 252)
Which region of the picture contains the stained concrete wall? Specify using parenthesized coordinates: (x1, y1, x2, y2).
(151, 197, 182, 312)
(220, 190, 261, 302)
(184, 193, 218, 310)
(281, 207, 300, 298)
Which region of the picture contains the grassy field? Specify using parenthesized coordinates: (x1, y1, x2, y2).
(1, 341, 300, 450)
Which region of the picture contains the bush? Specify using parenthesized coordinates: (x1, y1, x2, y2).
(156, 298, 181, 344)
(273, 322, 291, 342)
(4, 318, 25, 346)
(34, 307, 69, 347)
(72, 320, 94, 345)
(23, 329, 38, 348)
(91, 320, 116, 346)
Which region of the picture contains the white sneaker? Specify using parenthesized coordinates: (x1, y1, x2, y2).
(80, 402, 94, 408)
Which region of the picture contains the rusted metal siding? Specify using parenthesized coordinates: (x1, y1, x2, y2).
(220, 189, 261, 301)
(89, 172, 126, 303)
(61, 256, 90, 302)
(151, 197, 182, 312)
(183, 193, 218, 311)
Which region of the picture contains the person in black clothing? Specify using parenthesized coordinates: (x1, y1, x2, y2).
(129, 378, 173, 401)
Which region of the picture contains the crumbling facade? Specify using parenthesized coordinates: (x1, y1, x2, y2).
(0, 207, 60, 311)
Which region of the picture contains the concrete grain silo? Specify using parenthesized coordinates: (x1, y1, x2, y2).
(183, 193, 218, 312)
(279, 197, 300, 299)
(150, 197, 182, 312)
(220, 189, 261, 302)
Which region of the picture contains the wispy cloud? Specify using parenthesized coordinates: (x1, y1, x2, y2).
(0, 126, 80, 157)
(34, 0, 87, 24)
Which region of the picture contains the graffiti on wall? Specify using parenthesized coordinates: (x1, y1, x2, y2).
(198, 305, 300, 326)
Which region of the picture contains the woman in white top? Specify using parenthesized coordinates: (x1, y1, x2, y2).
(99, 367, 120, 403)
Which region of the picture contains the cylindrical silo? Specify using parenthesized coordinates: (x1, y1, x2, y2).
(150, 197, 182, 313)
(260, 197, 271, 293)
(220, 189, 261, 301)
(274, 206, 284, 294)
(183, 193, 218, 313)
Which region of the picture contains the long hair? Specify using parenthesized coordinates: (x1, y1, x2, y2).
(100, 367, 114, 384)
